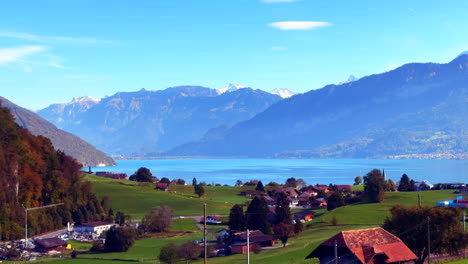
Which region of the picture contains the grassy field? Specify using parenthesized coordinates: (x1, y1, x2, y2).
(85, 174, 250, 218)
(27, 179, 466, 264)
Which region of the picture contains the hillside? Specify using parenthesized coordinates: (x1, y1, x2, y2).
(0, 105, 108, 241)
(0, 97, 115, 166)
(166, 55, 468, 158)
(38, 86, 282, 156)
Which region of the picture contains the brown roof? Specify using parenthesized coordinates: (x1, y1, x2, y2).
(35, 237, 67, 249)
(307, 227, 417, 263)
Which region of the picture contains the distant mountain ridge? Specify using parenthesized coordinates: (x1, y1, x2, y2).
(0, 96, 116, 166)
(38, 85, 282, 156)
(165, 55, 468, 159)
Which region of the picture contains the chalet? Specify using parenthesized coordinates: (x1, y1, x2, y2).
(74, 221, 114, 236)
(314, 184, 330, 193)
(268, 187, 299, 199)
(230, 230, 275, 254)
(156, 183, 169, 191)
(293, 210, 315, 222)
(298, 192, 311, 206)
(335, 185, 352, 193)
(34, 237, 68, 252)
(306, 227, 417, 264)
(310, 198, 327, 209)
(300, 186, 318, 196)
(206, 216, 222, 225)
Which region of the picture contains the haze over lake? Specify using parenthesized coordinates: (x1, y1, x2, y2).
(92, 159, 468, 186)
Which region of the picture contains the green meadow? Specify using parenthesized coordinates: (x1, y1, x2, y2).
(30, 176, 466, 264)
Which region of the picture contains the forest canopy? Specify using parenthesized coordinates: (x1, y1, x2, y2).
(0, 104, 108, 241)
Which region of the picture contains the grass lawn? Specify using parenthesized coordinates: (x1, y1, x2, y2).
(171, 218, 199, 232)
(68, 240, 92, 251)
(85, 174, 250, 218)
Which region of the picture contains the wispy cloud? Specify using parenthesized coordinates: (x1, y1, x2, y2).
(0, 45, 47, 66)
(269, 21, 331, 30)
(260, 0, 301, 3)
(0, 30, 115, 45)
(271, 46, 288, 51)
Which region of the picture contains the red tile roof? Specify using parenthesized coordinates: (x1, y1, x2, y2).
(307, 227, 417, 263)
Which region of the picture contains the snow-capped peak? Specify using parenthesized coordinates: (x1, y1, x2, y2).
(339, 75, 358, 85)
(217, 83, 246, 95)
(269, 88, 297, 99)
(70, 96, 100, 104)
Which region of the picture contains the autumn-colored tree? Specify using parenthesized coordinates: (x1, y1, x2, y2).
(273, 222, 294, 247)
(383, 205, 467, 264)
(142, 206, 173, 233)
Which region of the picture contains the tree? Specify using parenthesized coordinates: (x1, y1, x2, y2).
(273, 222, 294, 247)
(363, 169, 386, 203)
(398, 174, 413, 191)
(255, 180, 265, 192)
(192, 177, 197, 186)
(160, 177, 171, 184)
(104, 226, 137, 252)
(159, 243, 179, 264)
(275, 192, 292, 224)
(326, 191, 345, 211)
(386, 179, 396, 191)
(115, 211, 130, 226)
(142, 206, 173, 233)
(354, 176, 362, 185)
(383, 205, 467, 264)
(235, 180, 243, 186)
(246, 196, 272, 235)
(228, 204, 245, 231)
(296, 178, 306, 188)
(284, 177, 297, 188)
(194, 184, 205, 198)
(129, 167, 153, 182)
(294, 218, 304, 234)
(177, 241, 200, 263)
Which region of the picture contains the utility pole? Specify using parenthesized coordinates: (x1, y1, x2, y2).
(24, 203, 64, 249)
(247, 229, 250, 264)
(427, 216, 430, 264)
(464, 213, 466, 259)
(204, 203, 207, 264)
(334, 240, 338, 264)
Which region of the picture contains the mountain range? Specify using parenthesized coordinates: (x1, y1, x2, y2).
(0, 96, 115, 166)
(165, 55, 468, 159)
(38, 85, 283, 156)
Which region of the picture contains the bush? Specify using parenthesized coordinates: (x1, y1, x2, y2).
(142, 206, 173, 233)
(159, 243, 179, 264)
(90, 241, 104, 252)
(71, 250, 77, 258)
(330, 215, 338, 226)
(104, 226, 137, 252)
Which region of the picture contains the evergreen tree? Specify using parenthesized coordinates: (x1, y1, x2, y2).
(104, 226, 137, 252)
(398, 174, 411, 191)
(246, 196, 272, 235)
(255, 181, 265, 192)
(192, 177, 197, 186)
(130, 167, 153, 182)
(275, 193, 292, 224)
(326, 191, 346, 211)
(194, 184, 205, 198)
(228, 204, 245, 231)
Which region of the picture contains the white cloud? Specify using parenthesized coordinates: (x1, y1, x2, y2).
(260, 0, 301, 3)
(0, 45, 47, 66)
(0, 31, 115, 45)
(271, 46, 288, 51)
(269, 21, 331, 30)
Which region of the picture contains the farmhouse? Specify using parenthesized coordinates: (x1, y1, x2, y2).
(306, 227, 417, 264)
(34, 237, 68, 252)
(74, 221, 114, 236)
(293, 210, 315, 222)
(156, 183, 169, 191)
(230, 230, 275, 254)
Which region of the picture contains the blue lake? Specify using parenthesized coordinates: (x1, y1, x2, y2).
(91, 159, 468, 186)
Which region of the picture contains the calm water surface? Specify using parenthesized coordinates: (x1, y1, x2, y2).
(91, 159, 468, 186)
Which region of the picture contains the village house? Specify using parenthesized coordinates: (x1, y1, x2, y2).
(74, 221, 114, 236)
(230, 230, 275, 254)
(306, 227, 417, 264)
(34, 237, 68, 253)
(268, 187, 299, 199)
(155, 183, 169, 191)
(206, 215, 222, 225)
(293, 210, 315, 222)
(335, 185, 352, 193)
(298, 192, 312, 206)
(310, 198, 327, 209)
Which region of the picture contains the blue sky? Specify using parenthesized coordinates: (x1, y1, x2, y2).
(1, 0, 468, 110)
